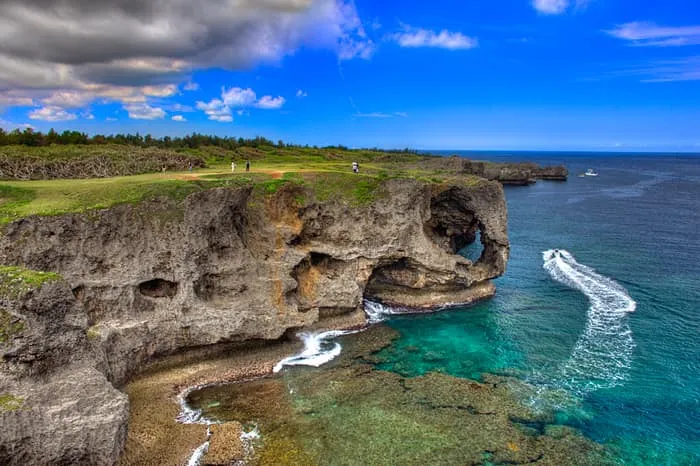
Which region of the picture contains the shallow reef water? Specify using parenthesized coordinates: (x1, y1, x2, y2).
(188, 154, 700, 465)
(187, 326, 610, 465)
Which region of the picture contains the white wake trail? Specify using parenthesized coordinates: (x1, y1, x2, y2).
(543, 249, 636, 396)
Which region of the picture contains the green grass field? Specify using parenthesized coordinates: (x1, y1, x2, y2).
(0, 145, 480, 224)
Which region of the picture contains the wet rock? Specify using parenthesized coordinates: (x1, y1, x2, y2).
(203, 423, 244, 465)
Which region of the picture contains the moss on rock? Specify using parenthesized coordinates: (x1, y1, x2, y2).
(0, 309, 25, 344)
(0, 266, 61, 299)
(0, 394, 24, 412)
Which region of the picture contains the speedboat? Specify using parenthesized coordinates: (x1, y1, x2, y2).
(584, 169, 599, 177)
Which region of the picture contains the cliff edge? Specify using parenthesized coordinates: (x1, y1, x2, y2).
(0, 177, 508, 465)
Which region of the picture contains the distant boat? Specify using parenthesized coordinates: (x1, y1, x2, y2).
(584, 169, 599, 177)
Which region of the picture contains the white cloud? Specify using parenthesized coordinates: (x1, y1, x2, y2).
(172, 115, 187, 122)
(613, 56, 700, 82)
(532, 0, 569, 15)
(0, 91, 35, 108)
(28, 106, 78, 121)
(606, 22, 700, 47)
(222, 87, 257, 107)
(389, 27, 478, 50)
(296, 89, 308, 98)
(124, 103, 166, 120)
(354, 111, 408, 118)
(196, 99, 233, 122)
(171, 103, 195, 112)
(42, 91, 94, 108)
(256, 95, 286, 109)
(82, 112, 95, 120)
(197, 86, 286, 119)
(0, 119, 33, 130)
(183, 81, 200, 91)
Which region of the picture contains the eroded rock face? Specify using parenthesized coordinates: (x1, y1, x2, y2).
(0, 280, 129, 466)
(0, 178, 509, 464)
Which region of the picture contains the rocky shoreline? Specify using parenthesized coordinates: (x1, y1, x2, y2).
(176, 325, 613, 465)
(0, 178, 510, 464)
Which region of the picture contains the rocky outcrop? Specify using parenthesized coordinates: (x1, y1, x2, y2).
(0, 177, 509, 464)
(0, 276, 129, 466)
(421, 156, 568, 184)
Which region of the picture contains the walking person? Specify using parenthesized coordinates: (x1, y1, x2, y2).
(246, 160, 250, 172)
(231, 161, 236, 173)
(352, 161, 358, 174)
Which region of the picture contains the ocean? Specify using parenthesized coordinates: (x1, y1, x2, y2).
(188, 153, 700, 464)
(378, 152, 700, 464)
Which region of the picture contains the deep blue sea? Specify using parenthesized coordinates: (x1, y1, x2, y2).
(377, 152, 700, 464)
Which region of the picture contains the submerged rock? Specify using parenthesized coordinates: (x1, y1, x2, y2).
(186, 327, 611, 466)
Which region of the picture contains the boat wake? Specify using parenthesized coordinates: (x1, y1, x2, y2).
(273, 330, 359, 373)
(542, 249, 636, 396)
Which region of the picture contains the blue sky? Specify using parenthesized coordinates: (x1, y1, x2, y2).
(1, 0, 699, 151)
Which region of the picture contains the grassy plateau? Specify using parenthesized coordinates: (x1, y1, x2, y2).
(0, 144, 482, 224)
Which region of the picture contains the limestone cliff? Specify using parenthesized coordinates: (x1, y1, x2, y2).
(0, 178, 508, 465)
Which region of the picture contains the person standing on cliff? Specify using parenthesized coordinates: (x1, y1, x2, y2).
(231, 161, 236, 173)
(246, 160, 250, 172)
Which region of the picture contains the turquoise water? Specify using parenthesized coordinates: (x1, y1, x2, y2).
(377, 154, 700, 464)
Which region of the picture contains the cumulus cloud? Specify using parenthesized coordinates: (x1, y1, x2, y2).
(28, 106, 78, 121)
(172, 115, 187, 122)
(197, 86, 286, 120)
(532, 0, 569, 15)
(296, 89, 308, 98)
(222, 87, 258, 107)
(196, 99, 233, 122)
(123, 103, 166, 120)
(606, 22, 700, 47)
(42, 90, 94, 108)
(389, 27, 478, 50)
(0, 0, 372, 111)
(256, 95, 286, 109)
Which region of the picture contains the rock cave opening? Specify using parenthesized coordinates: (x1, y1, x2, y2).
(459, 228, 486, 264)
(138, 279, 178, 299)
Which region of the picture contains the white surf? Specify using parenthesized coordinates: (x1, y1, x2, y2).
(543, 249, 636, 396)
(363, 299, 403, 323)
(273, 330, 358, 373)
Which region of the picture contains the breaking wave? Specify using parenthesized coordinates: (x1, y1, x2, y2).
(542, 249, 636, 396)
(363, 299, 403, 324)
(186, 427, 211, 466)
(273, 330, 358, 373)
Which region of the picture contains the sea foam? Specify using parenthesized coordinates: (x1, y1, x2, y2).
(543, 249, 636, 395)
(273, 330, 358, 373)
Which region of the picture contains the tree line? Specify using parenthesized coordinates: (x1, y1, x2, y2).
(0, 127, 419, 154)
